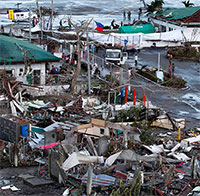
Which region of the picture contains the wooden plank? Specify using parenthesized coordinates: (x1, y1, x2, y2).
(106, 121, 139, 133)
(76, 123, 92, 130)
(151, 121, 173, 130)
(91, 118, 105, 127)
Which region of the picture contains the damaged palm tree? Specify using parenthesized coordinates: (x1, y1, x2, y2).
(68, 17, 92, 96)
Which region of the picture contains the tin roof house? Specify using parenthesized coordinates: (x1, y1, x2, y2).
(149, 6, 200, 32)
(0, 35, 60, 85)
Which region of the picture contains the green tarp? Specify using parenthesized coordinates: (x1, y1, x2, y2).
(0, 35, 61, 64)
(150, 6, 200, 20)
(118, 24, 155, 34)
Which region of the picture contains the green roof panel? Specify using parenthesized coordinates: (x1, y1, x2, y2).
(150, 6, 200, 20)
(0, 35, 61, 64)
(118, 24, 155, 34)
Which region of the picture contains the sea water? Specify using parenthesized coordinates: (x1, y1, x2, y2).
(0, 0, 200, 25)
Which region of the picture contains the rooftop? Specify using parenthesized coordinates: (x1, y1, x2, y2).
(0, 35, 61, 64)
(150, 6, 200, 20)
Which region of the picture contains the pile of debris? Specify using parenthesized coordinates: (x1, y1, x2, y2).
(0, 73, 199, 196)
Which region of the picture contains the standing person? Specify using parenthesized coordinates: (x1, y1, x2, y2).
(138, 8, 142, 20)
(123, 10, 126, 19)
(169, 53, 173, 65)
(124, 39, 128, 50)
(51, 65, 56, 74)
(123, 10, 126, 23)
(32, 19, 35, 27)
(62, 52, 66, 64)
(134, 53, 138, 67)
(0, 25, 4, 33)
(66, 54, 70, 64)
(169, 64, 172, 78)
(172, 63, 175, 76)
(121, 87, 125, 105)
(128, 11, 131, 23)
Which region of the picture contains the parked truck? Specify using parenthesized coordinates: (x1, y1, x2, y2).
(105, 49, 128, 66)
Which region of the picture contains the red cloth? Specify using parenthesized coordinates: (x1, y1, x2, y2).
(62, 53, 65, 59)
(95, 27, 103, 32)
(39, 142, 60, 149)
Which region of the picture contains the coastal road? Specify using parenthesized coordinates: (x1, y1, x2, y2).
(127, 48, 200, 129)
(94, 47, 200, 129)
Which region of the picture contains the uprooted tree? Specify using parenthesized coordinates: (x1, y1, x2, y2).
(68, 18, 92, 95)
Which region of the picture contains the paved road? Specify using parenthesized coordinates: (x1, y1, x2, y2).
(127, 48, 200, 129)
(94, 47, 200, 129)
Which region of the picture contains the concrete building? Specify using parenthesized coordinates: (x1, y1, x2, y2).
(0, 34, 60, 85)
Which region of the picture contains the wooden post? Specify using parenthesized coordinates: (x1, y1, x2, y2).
(14, 144, 18, 167)
(125, 87, 128, 104)
(87, 164, 93, 195)
(124, 131, 128, 149)
(133, 89, 136, 105)
(178, 127, 181, 141)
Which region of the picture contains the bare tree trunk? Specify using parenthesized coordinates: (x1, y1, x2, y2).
(69, 18, 92, 96)
(70, 36, 81, 95)
(141, 0, 146, 8)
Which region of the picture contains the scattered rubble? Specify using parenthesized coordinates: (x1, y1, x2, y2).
(0, 70, 199, 196)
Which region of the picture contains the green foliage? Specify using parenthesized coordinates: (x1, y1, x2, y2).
(164, 77, 187, 88)
(182, 0, 194, 7)
(140, 129, 156, 145)
(147, 0, 164, 14)
(137, 66, 187, 89)
(39, 6, 57, 16)
(110, 172, 143, 196)
(168, 46, 199, 59)
(115, 106, 141, 122)
(137, 69, 159, 82)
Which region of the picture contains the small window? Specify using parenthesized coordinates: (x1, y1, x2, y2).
(52, 133, 55, 138)
(20, 68, 23, 72)
(21, 14, 24, 16)
(100, 128, 104, 135)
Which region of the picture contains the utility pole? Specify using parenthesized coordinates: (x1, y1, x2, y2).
(158, 52, 160, 71)
(39, 7, 43, 44)
(87, 32, 91, 95)
(29, 7, 31, 42)
(50, 0, 53, 31)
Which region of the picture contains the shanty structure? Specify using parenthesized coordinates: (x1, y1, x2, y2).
(149, 6, 200, 32)
(0, 35, 60, 85)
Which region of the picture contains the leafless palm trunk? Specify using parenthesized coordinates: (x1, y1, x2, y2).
(69, 18, 92, 96)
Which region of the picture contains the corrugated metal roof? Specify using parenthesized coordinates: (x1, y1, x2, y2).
(44, 121, 79, 132)
(0, 35, 61, 64)
(150, 6, 200, 20)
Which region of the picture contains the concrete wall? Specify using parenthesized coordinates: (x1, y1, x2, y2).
(78, 126, 110, 137)
(0, 63, 46, 85)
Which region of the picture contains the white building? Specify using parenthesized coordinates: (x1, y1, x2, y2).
(0, 34, 60, 85)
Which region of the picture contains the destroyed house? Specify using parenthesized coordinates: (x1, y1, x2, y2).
(149, 6, 200, 31)
(43, 121, 79, 145)
(0, 35, 60, 85)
